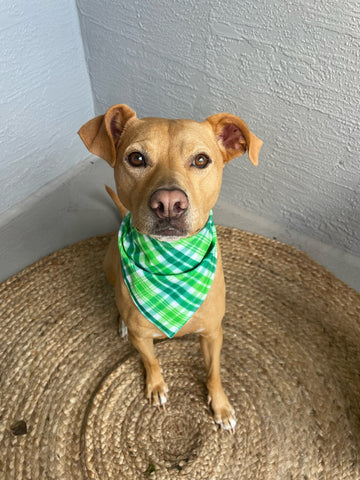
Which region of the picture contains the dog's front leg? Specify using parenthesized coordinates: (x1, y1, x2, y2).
(128, 331, 168, 408)
(200, 327, 236, 431)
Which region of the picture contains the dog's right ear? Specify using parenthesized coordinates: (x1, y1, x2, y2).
(78, 104, 137, 167)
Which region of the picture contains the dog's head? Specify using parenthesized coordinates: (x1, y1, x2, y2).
(79, 105, 262, 239)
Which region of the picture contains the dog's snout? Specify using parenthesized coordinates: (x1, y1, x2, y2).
(150, 189, 188, 219)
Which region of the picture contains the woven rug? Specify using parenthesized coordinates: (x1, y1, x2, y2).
(1, 226, 360, 479)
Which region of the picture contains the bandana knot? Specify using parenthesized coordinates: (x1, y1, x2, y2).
(118, 212, 218, 338)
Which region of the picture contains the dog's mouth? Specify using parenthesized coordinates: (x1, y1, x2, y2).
(150, 219, 188, 239)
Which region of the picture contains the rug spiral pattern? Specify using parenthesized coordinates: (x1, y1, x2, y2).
(1, 227, 360, 479)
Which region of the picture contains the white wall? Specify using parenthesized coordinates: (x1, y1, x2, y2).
(0, 0, 94, 214)
(77, 0, 360, 257)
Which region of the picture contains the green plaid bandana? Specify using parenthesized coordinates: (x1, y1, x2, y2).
(118, 211, 217, 338)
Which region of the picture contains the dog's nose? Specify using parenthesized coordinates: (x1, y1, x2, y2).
(150, 189, 188, 219)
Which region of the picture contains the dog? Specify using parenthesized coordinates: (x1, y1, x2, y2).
(78, 105, 262, 431)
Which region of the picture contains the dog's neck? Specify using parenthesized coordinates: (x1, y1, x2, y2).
(117, 211, 218, 337)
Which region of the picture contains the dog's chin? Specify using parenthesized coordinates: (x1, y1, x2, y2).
(148, 219, 189, 241)
(151, 227, 188, 242)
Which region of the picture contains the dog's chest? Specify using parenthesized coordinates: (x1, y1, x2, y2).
(117, 213, 218, 339)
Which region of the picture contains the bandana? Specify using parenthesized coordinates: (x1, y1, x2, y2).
(118, 211, 217, 338)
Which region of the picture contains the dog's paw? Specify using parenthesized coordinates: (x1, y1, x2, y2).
(146, 380, 169, 410)
(208, 393, 236, 433)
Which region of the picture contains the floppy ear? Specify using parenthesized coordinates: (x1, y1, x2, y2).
(206, 113, 262, 166)
(78, 104, 137, 167)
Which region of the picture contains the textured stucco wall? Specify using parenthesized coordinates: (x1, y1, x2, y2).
(77, 0, 359, 256)
(0, 0, 94, 214)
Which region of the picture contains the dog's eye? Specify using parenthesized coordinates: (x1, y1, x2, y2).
(128, 152, 147, 167)
(192, 154, 211, 169)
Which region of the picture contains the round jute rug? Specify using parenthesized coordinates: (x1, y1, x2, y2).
(1, 226, 360, 479)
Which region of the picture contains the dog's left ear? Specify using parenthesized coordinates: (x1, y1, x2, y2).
(206, 113, 262, 166)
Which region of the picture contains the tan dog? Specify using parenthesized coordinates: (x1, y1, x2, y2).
(78, 105, 262, 431)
